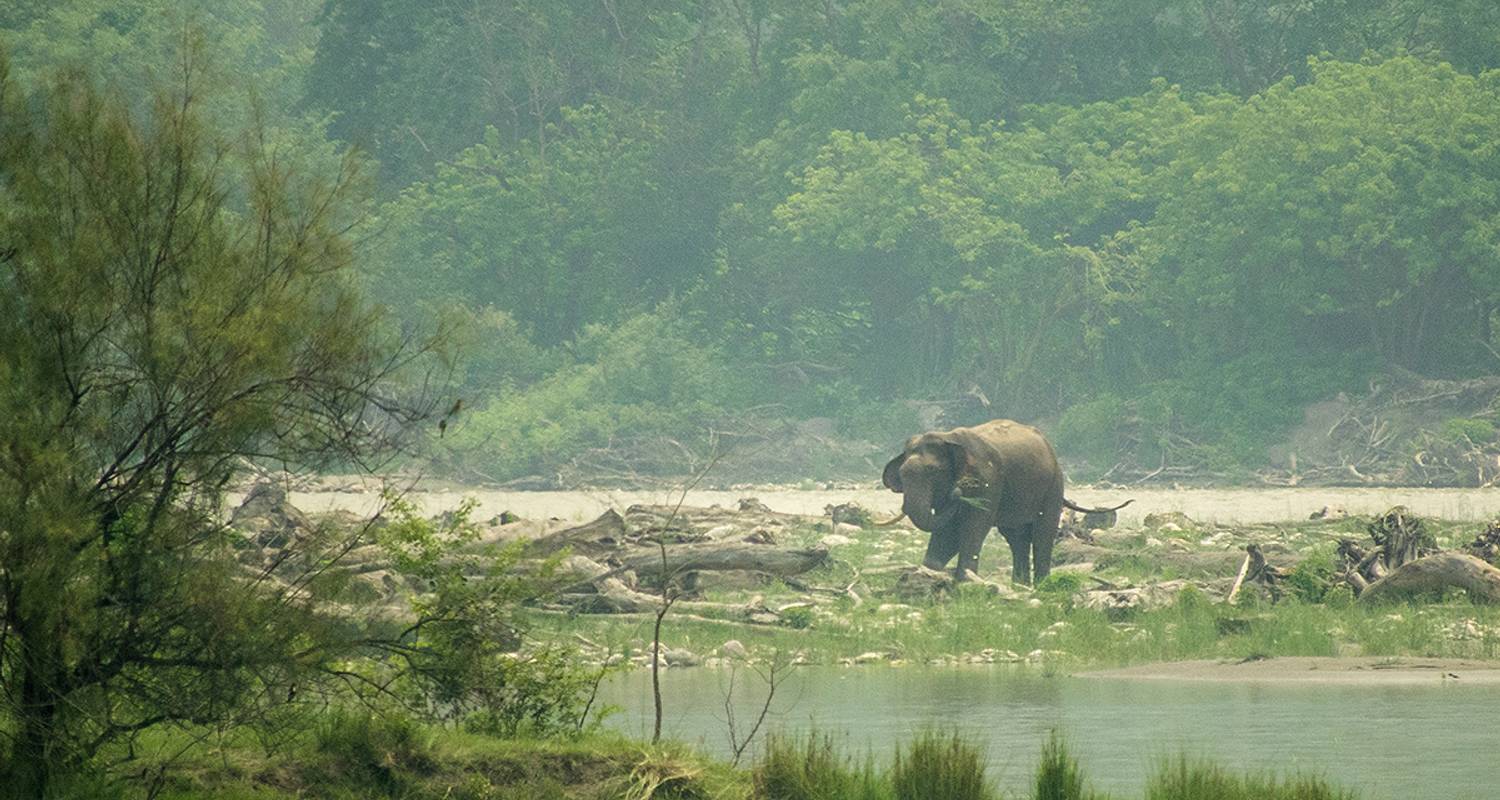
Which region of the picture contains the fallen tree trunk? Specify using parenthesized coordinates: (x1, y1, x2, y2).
(1357, 552, 1500, 604)
(566, 577, 781, 622)
(618, 542, 828, 580)
(526, 509, 629, 557)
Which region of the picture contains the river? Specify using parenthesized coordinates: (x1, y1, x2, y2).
(272, 483, 1500, 525)
(598, 666, 1492, 799)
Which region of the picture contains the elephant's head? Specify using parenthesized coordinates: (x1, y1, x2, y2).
(882, 432, 969, 533)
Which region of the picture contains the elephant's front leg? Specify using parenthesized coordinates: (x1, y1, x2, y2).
(953, 514, 994, 580)
(921, 526, 961, 571)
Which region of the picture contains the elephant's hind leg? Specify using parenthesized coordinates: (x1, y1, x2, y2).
(1032, 500, 1064, 583)
(1000, 527, 1031, 585)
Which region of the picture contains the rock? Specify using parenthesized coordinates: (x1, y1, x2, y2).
(853, 651, 888, 665)
(1078, 580, 1191, 616)
(720, 640, 749, 660)
(743, 529, 777, 545)
(892, 566, 955, 599)
(664, 647, 701, 667)
(1143, 511, 1194, 529)
(825, 502, 875, 528)
(819, 533, 855, 547)
(738, 497, 774, 514)
(704, 524, 739, 540)
(833, 522, 862, 536)
(230, 482, 312, 548)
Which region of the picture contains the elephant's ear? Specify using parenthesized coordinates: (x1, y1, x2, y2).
(932, 432, 976, 487)
(882, 453, 905, 492)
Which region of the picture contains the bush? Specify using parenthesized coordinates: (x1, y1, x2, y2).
(1055, 395, 1127, 463)
(891, 731, 993, 800)
(1034, 733, 1096, 800)
(781, 605, 816, 629)
(1284, 547, 1340, 603)
(1035, 572, 1087, 597)
(753, 732, 886, 800)
(1146, 757, 1357, 800)
(461, 647, 613, 738)
(314, 711, 435, 790)
(1440, 417, 1497, 445)
(449, 307, 743, 480)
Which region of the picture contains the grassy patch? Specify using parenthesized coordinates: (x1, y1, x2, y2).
(1145, 757, 1356, 800)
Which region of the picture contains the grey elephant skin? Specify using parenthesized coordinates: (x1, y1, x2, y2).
(882, 419, 1128, 585)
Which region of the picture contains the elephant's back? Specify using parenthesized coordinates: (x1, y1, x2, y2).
(959, 419, 1064, 506)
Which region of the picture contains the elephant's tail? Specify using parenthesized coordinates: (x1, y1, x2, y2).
(1062, 498, 1134, 514)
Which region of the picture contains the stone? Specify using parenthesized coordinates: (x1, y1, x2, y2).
(853, 651, 887, 664)
(1143, 511, 1194, 529)
(720, 639, 749, 659)
(229, 482, 312, 548)
(819, 533, 854, 547)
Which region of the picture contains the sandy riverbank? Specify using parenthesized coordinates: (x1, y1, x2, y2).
(1079, 656, 1500, 684)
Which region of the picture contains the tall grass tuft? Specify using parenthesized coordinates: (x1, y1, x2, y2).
(891, 730, 994, 800)
(753, 731, 887, 800)
(313, 710, 435, 790)
(1034, 732, 1098, 800)
(1146, 756, 1357, 800)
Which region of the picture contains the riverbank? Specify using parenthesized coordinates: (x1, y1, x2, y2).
(267, 478, 1500, 525)
(1078, 655, 1500, 683)
(144, 721, 1365, 800)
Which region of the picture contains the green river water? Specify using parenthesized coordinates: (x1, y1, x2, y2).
(600, 666, 1494, 799)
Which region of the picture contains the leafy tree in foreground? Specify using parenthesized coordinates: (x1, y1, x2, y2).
(0, 54, 433, 794)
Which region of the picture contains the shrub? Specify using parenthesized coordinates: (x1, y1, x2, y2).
(1034, 733, 1095, 800)
(1146, 757, 1357, 800)
(753, 732, 886, 800)
(449, 307, 742, 480)
(314, 711, 435, 790)
(891, 731, 993, 800)
(1440, 417, 1497, 445)
(1036, 572, 1087, 597)
(1055, 395, 1127, 463)
(1283, 547, 1340, 603)
(781, 605, 816, 629)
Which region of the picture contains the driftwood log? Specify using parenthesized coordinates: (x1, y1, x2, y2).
(1357, 552, 1500, 604)
(526, 509, 630, 557)
(619, 542, 828, 582)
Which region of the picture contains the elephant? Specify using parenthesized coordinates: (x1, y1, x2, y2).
(881, 419, 1131, 585)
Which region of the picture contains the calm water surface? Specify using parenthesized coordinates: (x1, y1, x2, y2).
(599, 666, 1495, 799)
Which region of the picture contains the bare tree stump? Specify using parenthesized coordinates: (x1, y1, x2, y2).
(1358, 552, 1500, 604)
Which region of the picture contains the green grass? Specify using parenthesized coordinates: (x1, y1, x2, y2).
(535, 583, 1500, 670)
(69, 720, 1365, 800)
(753, 732, 888, 800)
(1034, 732, 1100, 800)
(1145, 757, 1356, 800)
(891, 731, 993, 800)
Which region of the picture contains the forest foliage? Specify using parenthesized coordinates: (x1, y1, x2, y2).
(5, 1, 1500, 481)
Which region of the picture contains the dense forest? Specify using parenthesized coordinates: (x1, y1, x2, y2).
(5, 1, 1500, 483)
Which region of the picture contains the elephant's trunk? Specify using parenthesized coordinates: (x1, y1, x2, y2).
(903, 485, 962, 532)
(903, 492, 936, 531)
